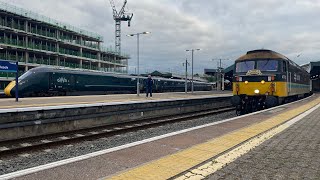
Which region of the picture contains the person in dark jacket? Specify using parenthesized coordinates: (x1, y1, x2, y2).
(146, 75, 153, 97)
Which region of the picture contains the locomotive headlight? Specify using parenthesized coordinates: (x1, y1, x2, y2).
(261, 80, 265, 84)
(254, 89, 260, 94)
(245, 81, 248, 84)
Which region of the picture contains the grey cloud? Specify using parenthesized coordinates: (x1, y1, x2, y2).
(5, 0, 320, 74)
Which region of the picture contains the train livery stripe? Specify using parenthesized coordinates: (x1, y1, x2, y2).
(233, 82, 310, 97)
(4, 81, 15, 97)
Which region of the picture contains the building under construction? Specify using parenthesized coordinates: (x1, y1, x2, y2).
(0, 2, 129, 90)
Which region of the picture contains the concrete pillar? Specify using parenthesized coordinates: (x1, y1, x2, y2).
(56, 29, 60, 39)
(97, 52, 101, 60)
(80, 36, 83, 46)
(55, 56, 59, 66)
(56, 43, 59, 53)
(25, 20, 28, 32)
(25, 51, 29, 64)
(24, 66, 28, 71)
(80, 59, 83, 69)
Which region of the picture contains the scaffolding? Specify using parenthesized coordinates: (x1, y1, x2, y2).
(0, 1, 103, 41)
(0, 1, 130, 90)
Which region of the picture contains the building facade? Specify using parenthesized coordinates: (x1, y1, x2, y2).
(0, 2, 129, 90)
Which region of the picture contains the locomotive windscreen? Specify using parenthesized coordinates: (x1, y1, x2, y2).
(257, 60, 278, 71)
(236, 60, 279, 72)
(235, 61, 255, 72)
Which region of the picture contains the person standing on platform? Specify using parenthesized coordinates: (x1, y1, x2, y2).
(146, 75, 153, 98)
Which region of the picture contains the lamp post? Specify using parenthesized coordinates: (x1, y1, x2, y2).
(186, 49, 200, 93)
(183, 58, 190, 93)
(127, 32, 151, 96)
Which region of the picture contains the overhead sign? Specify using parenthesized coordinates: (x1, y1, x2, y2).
(0, 60, 17, 73)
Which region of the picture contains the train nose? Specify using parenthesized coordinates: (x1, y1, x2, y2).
(4, 81, 16, 97)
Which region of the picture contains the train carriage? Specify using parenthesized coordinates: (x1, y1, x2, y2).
(4, 67, 213, 97)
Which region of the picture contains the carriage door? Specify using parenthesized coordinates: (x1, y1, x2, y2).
(49, 73, 55, 90)
(285, 61, 291, 95)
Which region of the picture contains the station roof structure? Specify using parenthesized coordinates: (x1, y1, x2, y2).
(307, 62, 320, 79)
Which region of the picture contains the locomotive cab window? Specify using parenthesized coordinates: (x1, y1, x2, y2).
(256, 60, 278, 71)
(235, 61, 255, 72)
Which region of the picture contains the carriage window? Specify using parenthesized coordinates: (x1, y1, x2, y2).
(18, 71, 32, 80)
(257, 60, 278, 71)
(235, 61, 255, 72)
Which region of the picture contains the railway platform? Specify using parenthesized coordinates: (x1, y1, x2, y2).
(0, 91, 231, 110)
(1, 94, 319, 180)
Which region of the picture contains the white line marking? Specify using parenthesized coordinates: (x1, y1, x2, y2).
(74, 134, 85, 137)
(102, 129, 113, 132)
(43, 149, 52, 153)
(20, 143, 32, 147)
(89, 132, 99, 135)
(0, 95, 315, 180)
(0, 147, 9, 151)
(59, 136, 70, 140)
(19, 154, 30, 158)
(41, 140, 52, 143)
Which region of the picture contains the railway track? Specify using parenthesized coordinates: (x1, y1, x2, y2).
(0, 106, 234, 158)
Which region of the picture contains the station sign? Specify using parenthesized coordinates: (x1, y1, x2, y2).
(0, 59, 19, 102)
(0, 60, 17, 73)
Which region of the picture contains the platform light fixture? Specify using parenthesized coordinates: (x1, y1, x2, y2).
(126, 31, 151, 96)
(186, 48, 201, 93)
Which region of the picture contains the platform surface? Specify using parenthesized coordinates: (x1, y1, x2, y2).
(0, 91, 231, 110)
(4, 94, 318, 180)
(207, 100, 320, 179)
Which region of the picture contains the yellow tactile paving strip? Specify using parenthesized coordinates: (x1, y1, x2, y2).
(0, 92, 230, 109)
(107, 97, 320, 180)
(175, 124, 290, 180)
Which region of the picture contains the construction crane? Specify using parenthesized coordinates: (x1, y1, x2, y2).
(109, 0, 133, 54)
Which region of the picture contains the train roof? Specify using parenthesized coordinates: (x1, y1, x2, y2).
(235, 49, 307, 73)
(236, 49, 289, 61)
(27, 66, 211, 84)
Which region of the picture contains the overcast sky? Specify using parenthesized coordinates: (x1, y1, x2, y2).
(4, 0, 320, 74)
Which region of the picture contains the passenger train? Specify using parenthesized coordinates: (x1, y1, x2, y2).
(231, 49, 311, 115)
(4, 67, 213, 97)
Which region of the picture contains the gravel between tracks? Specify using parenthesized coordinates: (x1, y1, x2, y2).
(0, 111, 235, 175)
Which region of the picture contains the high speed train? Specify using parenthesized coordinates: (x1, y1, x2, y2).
(231, 49, 311, 115)
(4, 67, 213, 97)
